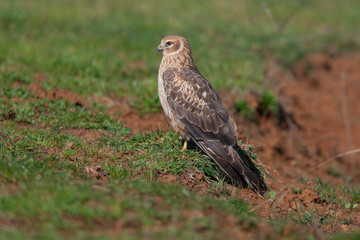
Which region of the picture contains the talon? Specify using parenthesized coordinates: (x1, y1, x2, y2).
(181, 139, 188, 152)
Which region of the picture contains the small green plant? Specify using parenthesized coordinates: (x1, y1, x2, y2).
(269, 190, 277, 201)
(345, 202, 358, 211)
(265, 190, 277, 206)
(258, 90, 280, 116)
(291, 188, 303, 194)
(234, 100, 255, 119)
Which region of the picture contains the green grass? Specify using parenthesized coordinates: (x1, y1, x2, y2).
(0, 155, 252, 239)
(0, 153, 254, 239)
(343, 185, 360, 203)
(0, 95, 252, 238)
(313, 178, 360, 208)
(313, 178, 338, 204)
(291, 199, 334, 225)
(332, 232, 360, 240)
(0, 98, 252, 239)
(0, 92, 225, 180)
(1, 0, 360, 109)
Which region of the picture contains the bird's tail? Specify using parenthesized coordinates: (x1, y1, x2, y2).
(195, 139, 268, 195)
(233, 144, 268, 195)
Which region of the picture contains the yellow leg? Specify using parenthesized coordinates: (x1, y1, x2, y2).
(181, 139, 188, 152)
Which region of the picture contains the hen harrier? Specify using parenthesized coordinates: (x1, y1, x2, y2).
(157, 35, 267, 195)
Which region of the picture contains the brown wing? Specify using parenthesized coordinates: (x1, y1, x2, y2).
(163, 67, 237, 145)
(162, 67, 268, 195)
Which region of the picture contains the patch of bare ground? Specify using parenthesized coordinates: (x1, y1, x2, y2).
(155, 169, 209, 195)
(87, 94, 170, 133)
(60, 128, 109, 142)
(225, 52, 360, 234)
(23, 76, 170, 133)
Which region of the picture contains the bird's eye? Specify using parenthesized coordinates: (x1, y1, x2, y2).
(166, 42, 172, 46)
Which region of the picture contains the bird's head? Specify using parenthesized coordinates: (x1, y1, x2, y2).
(157, 35, 191, 56)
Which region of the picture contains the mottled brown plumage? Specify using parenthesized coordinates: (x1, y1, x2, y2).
(157, 35, 267, 195)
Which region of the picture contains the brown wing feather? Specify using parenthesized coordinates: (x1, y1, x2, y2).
(163, 67, 236, 146)
(162, 67, 268, 195)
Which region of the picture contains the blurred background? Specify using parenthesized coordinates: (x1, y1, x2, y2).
(1, 0, 359, 101)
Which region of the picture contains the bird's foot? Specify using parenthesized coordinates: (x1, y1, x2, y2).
(180, 139, 188, 152)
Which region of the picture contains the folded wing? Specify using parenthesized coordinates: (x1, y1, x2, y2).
(162, 67, 268, 195)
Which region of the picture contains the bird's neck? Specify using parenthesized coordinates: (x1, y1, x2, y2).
(160, 53, 198, 72)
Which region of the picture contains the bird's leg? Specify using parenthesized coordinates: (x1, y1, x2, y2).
(181, 139, 188, 152)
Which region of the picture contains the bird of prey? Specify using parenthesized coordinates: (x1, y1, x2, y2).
(157, 35, 267, 195)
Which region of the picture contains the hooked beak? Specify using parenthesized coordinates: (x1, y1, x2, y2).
(157, 43, 163, 52)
